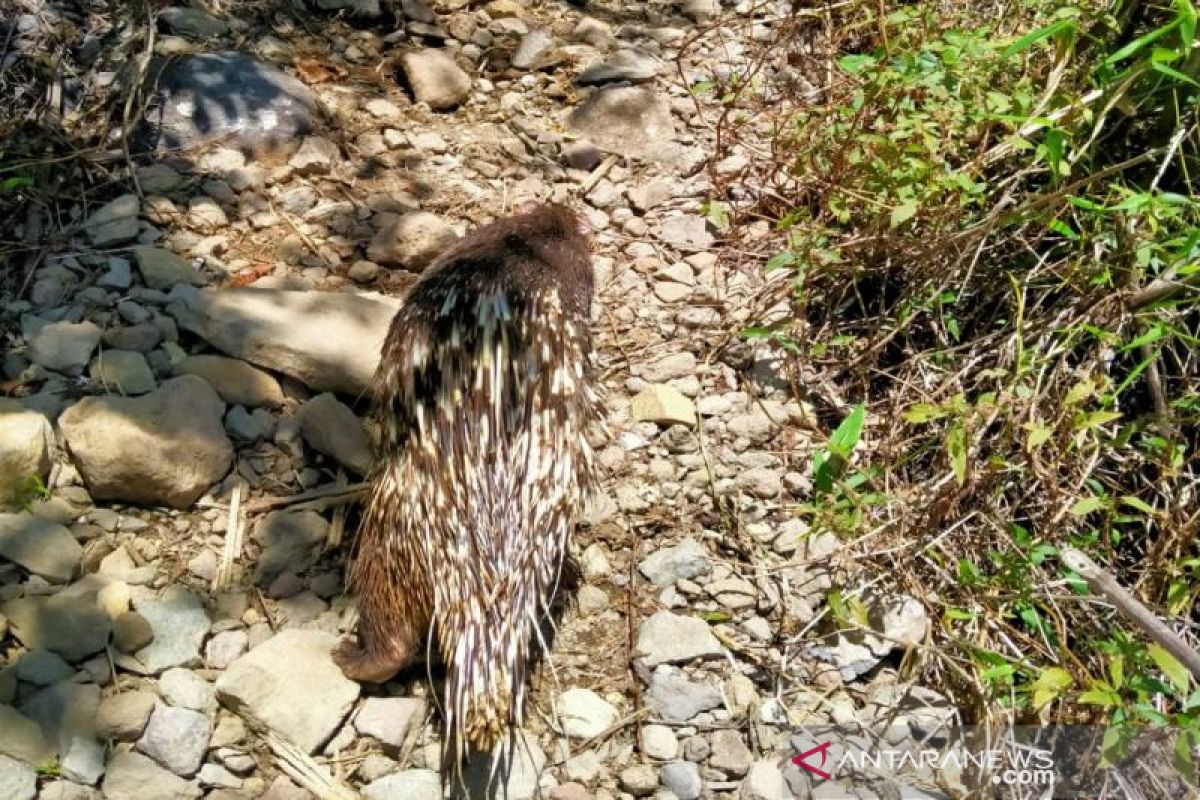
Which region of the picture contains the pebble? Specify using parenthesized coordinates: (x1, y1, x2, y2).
(160, 667, 215, 712)
(638, 538, 711, 587)
(556, 688, 618, 739)
(89, 350, 157, 395)
(400, 49, 472, 110)
(25, 320, 101, 375)
(297, 393, 372, 475)
(661, 760, 702, 800)
(0, 755, 36, 800)
(645, 666, 724, 722)
(131, 586, 211, 674)
(619, 764, 659, 797)
(178, 355, 284, 408)
(354, 697, 426, 748)
(0, 514, 81, 583)
(101, 750, 194, 800)
(96, 690, 157, 740)
(640, 724, 678, 760)
(636, 611, 722, 666)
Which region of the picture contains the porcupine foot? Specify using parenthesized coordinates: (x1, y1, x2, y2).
(332, 633, 414, 683)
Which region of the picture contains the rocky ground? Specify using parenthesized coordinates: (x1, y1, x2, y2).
(0, 1, 952, 798)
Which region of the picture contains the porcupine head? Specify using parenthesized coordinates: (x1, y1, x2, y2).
(335, 202, 599, 788)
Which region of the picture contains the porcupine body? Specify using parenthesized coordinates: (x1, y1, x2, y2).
(334, 203, 597, 766)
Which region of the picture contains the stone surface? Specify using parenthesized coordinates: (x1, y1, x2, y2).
(131, 587, 211, 674)
(741, 760, 784, 800)
(215, 629, 360, 754)
(0, 513, 80, 582)
(138, 703, 211, 776)
(638, 538, 711, 587)
(644, 666, 723, 722)
(2, 589, 111, 662)
(133, 246, 204, 290)
(177, 355, 283, 408)
(556, 688, 618, 739)
(159, 6, 228, 37)
(0, 704, 55, 765)
(362, 769, 441, 800)
(0, 402, 53, 509)
(58, 376, 233, 509)
(167, 286, 401, 395)
(400, 49, 472, 110)
(84, 195, 139, 246)
(635, 611, 723, 666)
(0, 755, 36, 800)
(630, 384, 697, 428)
(661, 760, 702, 800)
(251, 510, 329, 586)
(88, 350, 157, 395)
(96, 690, 157, 741)
(25, 320, 101, 375)
(367, 211, 458, 270)
(567, 87, 675, 161)
(353, 697, 426, 748)
(297, 393, 372, 475)
(101, 751, 199, 800)
(139, 51, 318, 155)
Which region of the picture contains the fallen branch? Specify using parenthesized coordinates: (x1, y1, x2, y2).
(1060, 546, 1200, 682)
(244, 482, 368, 515)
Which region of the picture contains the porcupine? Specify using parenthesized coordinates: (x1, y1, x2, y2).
(333, 202, 598, 770)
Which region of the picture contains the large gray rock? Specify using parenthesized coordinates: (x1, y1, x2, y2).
(130, 587, 211, 675)
(2, 588, 111, 662)
(25, 320, 101, 375)
(177, 355, 283, 408)
(0, 400, 53, 510)
(366, 211, 458, 270)
(567, 87, 675, 161)
(400, 49, 472, 110)
(58, 376, 232, 509)
(133, 247, 204, 290)
(0, 754, 36, 800)
(297, 393, 372, 475)
(0, 514, 82, 583)
(88, 350, 157, 395)
(215, 630, 359, 754)
(101, 751, 199, 800)
(166, 286, 401, 395)
(138, 52, 318, 155)
(137, 704, 211, 777)
(635, 611, 722, 666)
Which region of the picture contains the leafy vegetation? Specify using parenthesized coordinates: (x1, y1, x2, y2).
(699, 0, 1199, 775)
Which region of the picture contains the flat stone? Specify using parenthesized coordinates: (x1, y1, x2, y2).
(635, 611, 722, 666)
(362, 769, 441, 800)
(101, 751, 199, 800)
(630, 385, 696, 428)
(0, 402, 53, 510)
(567, 87, 675, 162)
(297, 393, 372, 475)
(556, 688, 618, 739)
(741, 760, 784, 800)
(658, 214, 714, 251)
(25, 320, 101, 375)
(58, 376, 233, 509)
(0, 755, 36, 800)
(159, 668, 215, 713)
(133, 246, 204, 290)
(84, 195, 139, 246)
(139, 52, 318, 156)
(353, 697, 426, 748)
(96, 690, 157, 741)
(661, 760, 702, 800)
(2, 589, 111, 662)
(177, 355, 283, 408)
(645, 666, 723, 722)
(367, 210, 458, 270)
(512, 29, 557, 70)
(400, 49, 472, 110)
(251, 510, 329, 586)
(14, 650, 74, 686)
(88, 350, 157, 395)
(575, 50, 660, 85)
(638, 352, 697, 382)
(166, 286, 401, 396)
(710, 729, 753, 776)
(131, 586, 211, 674)
(638, 538, 711, 587)
(137, 703, 211, 776)
(289, 137, 339, 176)
(640, 724, 678, 760)
(159, 7, 228, 38)
(0, 704, 54, 765)
(215, 629, 359, 754)
(19, 680, 100, 759)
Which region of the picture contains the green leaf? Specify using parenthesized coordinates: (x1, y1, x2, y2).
(946, 423, 967, 485)
(1076, 410, 1123, 430)
(903, 403, 947, 423)
(1002, 19, 1076, 58)
(1118, 496, 1156, 515)
(1024, 422, 1053, 450)
(1103, 18, 1178, 66)
(765, 251, 797, 271)
(1079, 681, 1120, 707)
(1149, 644, 1191, 694)
(838, 54, 878, 75)
(890, 199, 919, 228)
(1152, 62, 1200, 88)
(1069, 496, 1105, 516)
(1032, 667, 1074, 709)
(698, 610, 732, 623)
(829, 404, 866, 457)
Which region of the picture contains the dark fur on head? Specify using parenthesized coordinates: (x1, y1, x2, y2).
(335, 202, 599, 776)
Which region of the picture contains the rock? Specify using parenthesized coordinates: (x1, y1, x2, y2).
(636, 614, 721, 666)
(658, 215, 714, 251)
(0, 755, 36, 800)
(0, 403, 53, 509)
(177, 355, 283, 408)
(137, 163, 185, 194)
(362, 769, 441, 800)
(289, 137, 339, 176)
(348, 260, 381, 282)
(34, 780, 99, 800)
(251, 511, 329, 586)
(88, 350, 157, 395)
(133, 246, 204, 290)
(101, 751, 198, 800)
(159, 7, 228, 38)
(400, 49, 472, 110)
(139, 52, 318, 155)
(14, 650, 74, 686)
(205, 630, 248, 669)
(661, 760, 702, 800)
(186, 197, 228, 232)
(575, 50, 660, 85)
(630, 385, 696, 428)
(628, 180, 673, 213)
(877, 594, 930, 648)
(198, 763, 241, 789)
(640, 724, 678, 760)
(166, 286, 402, 395)
(463, 729, 544, 800)
(567, 87, 675, 161)
(2, 589, 111, 662)
(741, 760, 784, 800)
(84, 195, 139, 246)
(159, 668, 214, 713)
(58, 376, 233, 508)
(99, 257, 134, 289)
(354, 697, 425, 748)
(96, 690, 157, 740)
(60, 734, 104, 785)
(556, 688, 618, 739)
(138, 703, 211, 776)
(645, 666, 723, 722)
(682, 0, 720, 21)
(736, 467, 781, 499)
(317, 0, 381, 15)
(619, 764, 658, 797)
(104, 323, 161, 353)
(512, 29, 556, 69)
(638, 538, 711, 587)
(297, 393, 372, 475)
(225, 406, 276, 442)
(638, 352, 697, 383)
(131, 586, 211, 674)
(367, 211, 458, 270)
(710, 730, 753, 776)
(19, 680, 100, 762)
(0, 704, 54, 764)
(562, 141, 603, 171)
(26, 320, 101, 375)
(215, 629, 360, 754)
